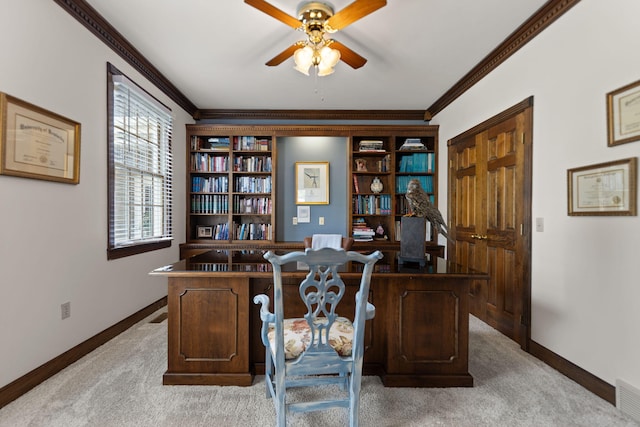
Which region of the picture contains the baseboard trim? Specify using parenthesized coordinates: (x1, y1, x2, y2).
(529, 339, 615, 404)
(0, 296, 167, 409)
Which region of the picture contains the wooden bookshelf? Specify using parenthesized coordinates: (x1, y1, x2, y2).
(183, 124, 440, 258)
(186, 125, 276, 245)
(349, 130, 439, 244)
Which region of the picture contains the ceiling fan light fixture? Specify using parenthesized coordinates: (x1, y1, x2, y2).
(317, 45, 340, 76)
(293, 45, 314, 75)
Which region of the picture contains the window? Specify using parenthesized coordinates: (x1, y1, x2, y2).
(107, 63, 173, 259)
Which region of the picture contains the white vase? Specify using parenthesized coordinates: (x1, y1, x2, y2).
(370, 176, 383, 193)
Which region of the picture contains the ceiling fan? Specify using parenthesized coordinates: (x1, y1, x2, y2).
(245, 0, 387, 76)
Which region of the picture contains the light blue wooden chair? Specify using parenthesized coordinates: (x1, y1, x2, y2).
(255, 247, 383, 427)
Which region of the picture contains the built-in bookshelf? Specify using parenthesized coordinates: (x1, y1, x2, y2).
(182, 124, 440, 258)
(186, 126, 276, 244)
(349, 130, 438, 244)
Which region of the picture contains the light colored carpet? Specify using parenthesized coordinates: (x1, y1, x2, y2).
(1, 310, 637, 427)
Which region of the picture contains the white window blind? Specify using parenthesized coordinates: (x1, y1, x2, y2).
(109, 70, 173, 254)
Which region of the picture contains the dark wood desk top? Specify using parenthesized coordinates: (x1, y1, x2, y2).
(151, 249, 489, 280)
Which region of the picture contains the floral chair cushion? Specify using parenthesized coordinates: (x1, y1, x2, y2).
(267, 317, 354, 359)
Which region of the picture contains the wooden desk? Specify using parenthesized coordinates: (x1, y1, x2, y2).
(150, 249, 488, 388)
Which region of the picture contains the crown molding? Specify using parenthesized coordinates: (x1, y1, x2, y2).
(55, 0, 578, 121)
(52, 0, 198, 116)
(194, 109, 427, 122)
(426, 0, 581, 118)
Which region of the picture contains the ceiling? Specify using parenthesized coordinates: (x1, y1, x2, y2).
(80, 0, 552, 116)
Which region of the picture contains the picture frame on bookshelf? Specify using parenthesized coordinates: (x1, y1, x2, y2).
(567, 157, 637, 216)
(607, 79, 640, 147)
(0, 92, 81, 184)
(295, 161, 329, 204)
(197, 226, 213, 238)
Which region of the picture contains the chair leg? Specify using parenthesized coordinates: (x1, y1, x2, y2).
(265, 348, 273, 398)
(275, 365, 286, 427)
(349, 371, 362, 427)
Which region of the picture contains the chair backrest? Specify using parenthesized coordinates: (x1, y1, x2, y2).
(264, 248, 381, 368)
(303, 234, 354, 250)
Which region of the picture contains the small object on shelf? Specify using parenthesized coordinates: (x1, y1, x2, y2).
(399, 138, 427, 150)
(358, 140, 384, 152)
(370, 176, 383, 193)
(355, 158, 368, 171)
(374, 223, 388, 241)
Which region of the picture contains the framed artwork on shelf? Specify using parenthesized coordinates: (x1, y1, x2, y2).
(197, 226, 213, 238)
(607, 79, 640, 146)
(0, 92, 81, 184)
(567, 157, 637, 216)
(295, 161, 329, 204)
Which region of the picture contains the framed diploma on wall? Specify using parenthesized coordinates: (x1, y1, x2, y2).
(568, 157, 637, 216)
(0, 92, 81, 184)
(607, 79, 640, 147)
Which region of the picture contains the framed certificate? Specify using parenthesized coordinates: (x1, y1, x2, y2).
(0, 92, 80, 184)
(607, 79, 640, 147)
(568, 157, 637, 216)
(295, 161, 329, 204)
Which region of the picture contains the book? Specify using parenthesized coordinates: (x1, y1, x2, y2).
(399, 138, 427, 150)
(359, 140, 385, 152)
(353, 175, 361, 193)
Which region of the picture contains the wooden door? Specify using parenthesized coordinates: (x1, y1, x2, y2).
(448, 98, 532, 348)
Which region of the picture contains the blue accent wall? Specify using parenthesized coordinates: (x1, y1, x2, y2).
(276, 136, 348, 242)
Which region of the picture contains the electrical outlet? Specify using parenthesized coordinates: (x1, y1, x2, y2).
(61, 302, 71, 320)
(292, 217, 298, 225)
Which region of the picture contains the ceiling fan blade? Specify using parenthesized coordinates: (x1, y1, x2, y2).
(330, 40, 367, 69)
(326, 0, 387, 31)
(265, 44, 300, 66)
(244, 0, 301, 29)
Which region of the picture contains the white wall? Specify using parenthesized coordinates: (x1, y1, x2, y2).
(0, 1, 191, 387)
(432, 0, 640, 388)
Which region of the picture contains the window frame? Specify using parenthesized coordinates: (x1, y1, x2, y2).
(107, 63, 173, 260)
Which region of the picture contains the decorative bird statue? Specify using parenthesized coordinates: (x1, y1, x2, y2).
(405, 179, 454, 242)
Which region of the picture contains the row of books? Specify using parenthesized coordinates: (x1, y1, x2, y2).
(352, 195, 392, 215)
(233, 196, 272, 215)
(233, 136, 271, 151)
(235, 222, 272, 240)
(189, 263, 230, 271)
(192, 176, 228, 193)
(191, 194, 229, 214)
(233, 155, 272, 172)
(234, 176, 272, 193)
(397, 152, 435, 173)
(352, 226, 375, 242)
(195, 222, 272, 241)
(395, 175, 434, 193)
(191, 153, 229, 172)
(358, 140, 385, 152)
(191, 136, 230, 151)
(209, 223, 230, 240)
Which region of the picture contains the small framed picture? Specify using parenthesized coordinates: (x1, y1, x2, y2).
(295, 161, 329, 204)
(197, 226, 213, 238)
